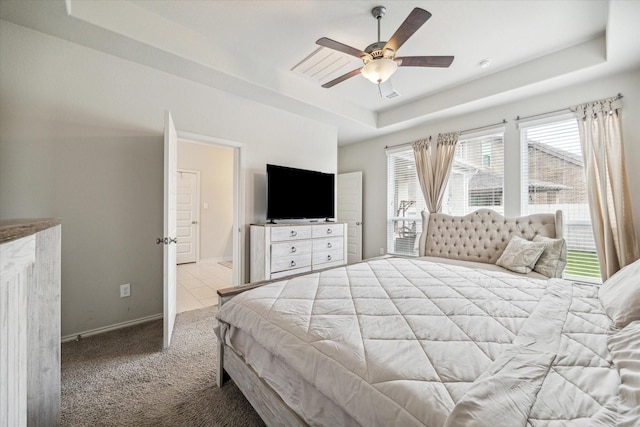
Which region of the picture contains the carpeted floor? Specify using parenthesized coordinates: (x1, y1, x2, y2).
(61, 307, 264, 426)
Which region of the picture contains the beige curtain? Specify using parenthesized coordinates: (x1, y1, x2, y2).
(575, 97, 639, 280)
(413, 132, 459, 213)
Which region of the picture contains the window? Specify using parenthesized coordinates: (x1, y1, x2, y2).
(386, 129, 504, 256)
(386, 149, 426, 256)
(520, 116, 601, 281)
(442, 131, 505, 216)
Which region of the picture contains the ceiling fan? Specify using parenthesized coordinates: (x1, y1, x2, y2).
(316, 6, 454, 96)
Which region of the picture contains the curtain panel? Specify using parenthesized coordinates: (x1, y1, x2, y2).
(413, 132, 459, 213)
(574, 97, 639, 280)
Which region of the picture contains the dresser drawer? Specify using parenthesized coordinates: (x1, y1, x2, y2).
(272, 240, 312, 258)
(271, 253, 312, 273)
(312, 247, 344, 266)
(271, 225, 312, 242)
(312, 224, 344, 238)
(312, 237, 343, 253)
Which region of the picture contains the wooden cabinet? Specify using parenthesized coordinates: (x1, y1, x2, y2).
(1, 219, 61, 427)
(250, 223, 347, 281)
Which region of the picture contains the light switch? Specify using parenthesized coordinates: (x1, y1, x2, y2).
(203, 202, 209, 209)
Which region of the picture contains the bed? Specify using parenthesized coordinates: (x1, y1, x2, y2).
(215, 211, 640, 427)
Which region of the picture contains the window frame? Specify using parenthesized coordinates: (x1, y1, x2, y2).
(518, 113, 601, 284)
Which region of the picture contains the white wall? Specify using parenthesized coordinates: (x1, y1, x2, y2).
(0, 21, 337, 337)
(339, 68, 640, 260)
(178, 140, 234, 261)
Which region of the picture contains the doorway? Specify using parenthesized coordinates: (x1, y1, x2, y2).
(175, 134, 245, 313)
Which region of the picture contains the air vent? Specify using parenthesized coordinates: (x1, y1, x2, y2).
(291, 47, 362, 86)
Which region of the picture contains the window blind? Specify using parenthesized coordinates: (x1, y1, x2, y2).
(520, 117, 601, 281)
(386, 148, 426, 256)
(442, 131, 505, 216)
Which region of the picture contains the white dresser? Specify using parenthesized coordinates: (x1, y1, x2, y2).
(250, 222, 347, 281)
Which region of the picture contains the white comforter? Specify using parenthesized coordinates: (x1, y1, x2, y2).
(217, 258, 628, 426)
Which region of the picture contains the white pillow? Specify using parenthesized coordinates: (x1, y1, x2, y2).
(532, 235, 567, 278)
(607, 320, 640, 424)
(599, 258, 640, 328)
(496, 236, 546, 274)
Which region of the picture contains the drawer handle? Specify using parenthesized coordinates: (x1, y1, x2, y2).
(290, 230, 297, 237)
(290, 260, 296, 267)
(327, 255, 332, 261)
(326, 228, 332, 234)
(291, 246, 297, 253)
(327, 242, 332, 248)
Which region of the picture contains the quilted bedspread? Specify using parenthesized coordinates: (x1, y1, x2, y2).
(217, 258, 623, 426)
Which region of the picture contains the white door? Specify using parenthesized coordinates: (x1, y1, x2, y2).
(163, 111, 178, 349)
(338, 172, 363, 264)
(176, 170, 198, 264)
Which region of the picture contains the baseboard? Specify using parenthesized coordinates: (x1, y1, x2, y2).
(61, 313, 163, 343)
(199, 257, 232, 263)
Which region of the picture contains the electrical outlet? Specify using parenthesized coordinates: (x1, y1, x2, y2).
(120, 283, 131, 298)
(380, 247, 385, 255)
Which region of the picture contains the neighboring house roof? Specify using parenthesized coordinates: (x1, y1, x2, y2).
(469, 171, 502, 191)
(528, 179, 571, 192)
(527, 140, 583, 166)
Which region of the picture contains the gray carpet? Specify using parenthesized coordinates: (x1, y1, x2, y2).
(61, 307, 265, 426)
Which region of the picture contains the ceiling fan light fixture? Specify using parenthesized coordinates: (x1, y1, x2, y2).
(361, 58, 398, 84)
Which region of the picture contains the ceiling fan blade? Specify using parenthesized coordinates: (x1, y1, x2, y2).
(384, 8, 432, 53)
(321, 67, 363, 88)
(396, 56, 454, 68)
(316, 37, 367, 59)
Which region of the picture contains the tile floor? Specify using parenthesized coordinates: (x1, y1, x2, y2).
(176, 258, 233, 313)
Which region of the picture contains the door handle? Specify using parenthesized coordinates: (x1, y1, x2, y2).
(192, 221, 198, 224)
(356, 222, 362, 225)
(156, 237, 178, 245)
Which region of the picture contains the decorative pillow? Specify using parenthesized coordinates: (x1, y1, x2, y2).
(496, 236, 546, 274)
(532, 235, 567, 278)
(598, 258, 640, 328)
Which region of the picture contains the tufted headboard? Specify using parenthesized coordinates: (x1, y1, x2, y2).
(418, 209, 564, 265)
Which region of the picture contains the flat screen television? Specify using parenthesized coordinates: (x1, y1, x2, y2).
(266, 164, 335, 221)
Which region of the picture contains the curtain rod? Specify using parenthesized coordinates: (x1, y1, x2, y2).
(384, 139, 427, 151)
(460, 119, 507, 135)
(515, 93, 623, 122)
(383, 119, 507, 150)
